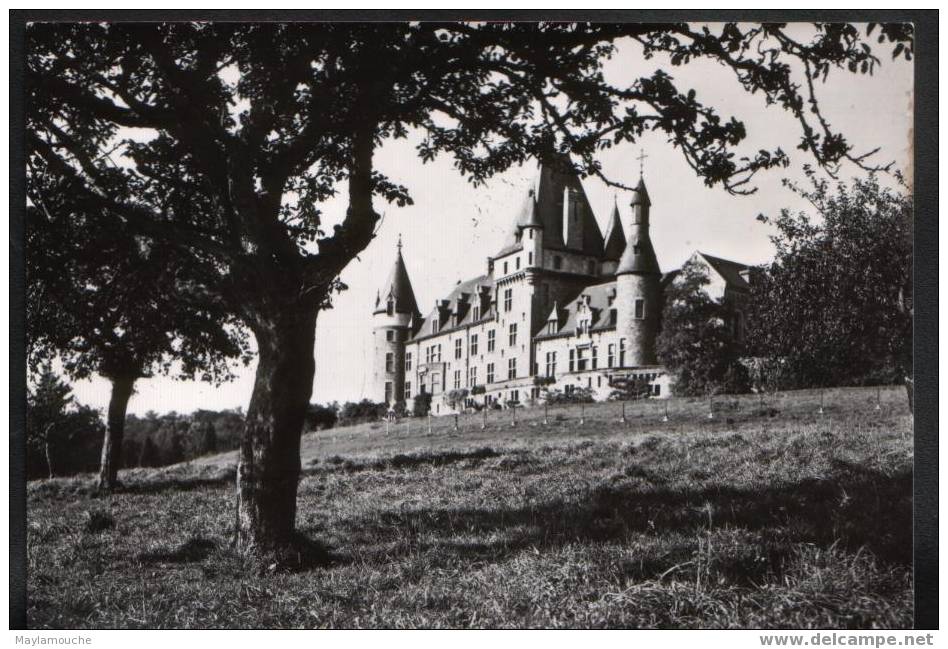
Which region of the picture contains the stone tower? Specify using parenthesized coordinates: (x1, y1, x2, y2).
(372, 237, 420, 404)
(615, 177, 661, 366)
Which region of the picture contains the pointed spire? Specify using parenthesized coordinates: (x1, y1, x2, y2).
(602, 198, 627, 262)
(375, 237, 420, 316)
(630, 176, 651, 207)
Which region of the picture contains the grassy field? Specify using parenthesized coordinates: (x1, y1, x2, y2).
(27, 386, 913, 629)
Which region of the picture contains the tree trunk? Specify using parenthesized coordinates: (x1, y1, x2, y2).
(97, 376, 136, 491)
(45, 437, 54, 480)
(236, 307, 317, 557)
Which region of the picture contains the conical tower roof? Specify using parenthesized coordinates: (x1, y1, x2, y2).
(630, 176, 651, 207)
(374, 237, 420, 316)
(616, 177, 660, 276)
(602, 198, 627, 261)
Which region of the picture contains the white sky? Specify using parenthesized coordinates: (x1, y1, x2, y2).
(66, 25, 914, 416)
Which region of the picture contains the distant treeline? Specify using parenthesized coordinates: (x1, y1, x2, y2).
(25, 392, 394, 480)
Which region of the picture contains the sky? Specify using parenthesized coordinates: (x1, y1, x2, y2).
(65, 24, 914, 416)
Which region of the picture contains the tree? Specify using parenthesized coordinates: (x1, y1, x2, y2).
(26, 194, 249, 491)
(657, 260, 749, 396)
(746, 172, 913, 393)
(25, 21, 911, 559)
(26, 367, 104, 479)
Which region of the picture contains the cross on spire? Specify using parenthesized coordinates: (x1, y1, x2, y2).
(636, 149, 648, 178)
(396, 233, 402, 253)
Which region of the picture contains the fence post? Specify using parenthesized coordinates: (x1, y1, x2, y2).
(707, 395, 714, 420)
(511, 405, 517, 428)
(662, 400, 669, 423)
(580, 401, 585, 426)
(818, 388, 824, 415)
(427, 413, 432, 435)
(875, 386, 882, 411)
(620, 401, 627, 424)
(543, 403, 549, 426)
(385, 417, 390, 436)
(454, 413, 459, 431)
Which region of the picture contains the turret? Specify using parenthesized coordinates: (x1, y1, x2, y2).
(615, 176, 661, 366)
(372, 236, 420, 405)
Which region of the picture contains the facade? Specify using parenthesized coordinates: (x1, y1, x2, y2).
(372, 158, 753, 413)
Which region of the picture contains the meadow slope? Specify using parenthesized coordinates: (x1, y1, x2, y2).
(27, 386, 913, 629)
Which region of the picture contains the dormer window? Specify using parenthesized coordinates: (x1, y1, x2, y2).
(432, 320, 439, 334)
(634, 245, 642, 255)
(472, 305, 480, 321)
(547, 320, 557, 335)
(386, 298, 394, 316)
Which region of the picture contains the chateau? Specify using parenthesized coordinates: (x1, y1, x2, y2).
(372, 159, 752, 414)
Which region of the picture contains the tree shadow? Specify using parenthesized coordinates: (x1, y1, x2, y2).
(345, 462, 912, 585)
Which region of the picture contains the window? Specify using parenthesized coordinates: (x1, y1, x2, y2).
(431, 320, 438, 334)
(425, 346, 432, 363)
(454, 370, 461, 389)
(469, 366, 477, 387)
(386, 299, 394, 316)
(405, 352, 412, 371)
(508, 357, 517, 380)
(516, 256, 521, 270)
(487, 363, 495, 383)
(431, 373, 440, 392)
(530, 387, 540, 400)
(634, 298, 645, 319)
(528, 229, 533, 240)
(384, 382, 393, 403)
(386, 330, 395, 342)
(528, 252, 533, 265)
(455, 338, 462, 359)
(569, 349, 575, 372)
(592, 346, 598, 369)
(385, 352, 394, 373)
(504, 288, 513, 312)
(404, 382, 412, 399)
(653, 384, 661, 397)
(511, 389, 519, 403)
(609, 309, 617, 326)
(607, 344, 615, 368)
(587, 260, 595, 275)
(487, 329, 496, 352)
(577, 348, 588, 371)
(619, 338, 626, 366)
(503, 261, 508, 274)
(436, 344, 442, 362)
(545, 351, 557, 377)
(470, 334, 479, 356)
(509, 323, 517, 346)
(547, 320, 557, 335)
(553, 255, 563, 270)
(472, 305, 480, 321)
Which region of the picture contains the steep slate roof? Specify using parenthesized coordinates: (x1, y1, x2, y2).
(375, 245, 421, 316)
(496, 156, 605, 258)
(661, 251, 753, 292)
(697, 252, 752, 291)
(534, 280, 618, 340)
(602, 199, 627, 261)
(409, 274, 495, 342)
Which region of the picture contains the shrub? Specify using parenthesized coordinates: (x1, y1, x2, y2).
(412, 392, 432, 417)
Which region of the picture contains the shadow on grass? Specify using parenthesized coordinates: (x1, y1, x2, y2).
(138, 536, 218, 564)
(349, 462, 912, 585)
